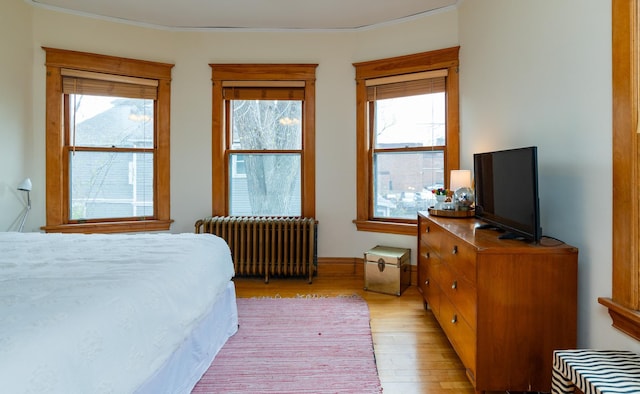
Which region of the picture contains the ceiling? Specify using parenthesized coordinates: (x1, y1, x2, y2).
(28, 0, 458, 31)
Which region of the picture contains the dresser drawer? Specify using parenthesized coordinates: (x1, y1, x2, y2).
(439, 295, 477, 382)
(439, 263, 477, 330)
(419, 218, 446, 251)
(440, 236, 476, 285)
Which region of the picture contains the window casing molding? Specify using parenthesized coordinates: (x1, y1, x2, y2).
(42, 47, 174, 233)
(352, 47, 460, 235)
(209, 64, 317, 218)
(597, 0, 640, 341)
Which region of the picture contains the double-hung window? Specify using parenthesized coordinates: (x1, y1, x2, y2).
(210, 64, 317, 217)
(64, 71, 155, 220)
(353, 47, 460, 235)
(43, 48, 173, 233)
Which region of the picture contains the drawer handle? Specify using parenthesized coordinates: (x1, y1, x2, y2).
(452, 245, 458, 255)
(425, 279, 429, 286)
(422, 252, 430, 259)
(451, 280, 457, 290)
(426, 226, 430, 233)
(451, 314, 457, 324)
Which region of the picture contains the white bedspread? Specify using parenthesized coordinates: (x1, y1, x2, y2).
(0, 232, 235, 394)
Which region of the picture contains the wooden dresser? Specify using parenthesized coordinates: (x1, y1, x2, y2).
(417, 211, 578, 394)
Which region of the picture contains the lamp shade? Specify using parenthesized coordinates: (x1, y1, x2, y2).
(449, 170, 471, 191)
(17, 178, 32, 192)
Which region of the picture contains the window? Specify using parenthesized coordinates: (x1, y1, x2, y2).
(353, 47, 460, 235)
(598, 0, 640, 340)
(210, 64, 317, 217)
(43, 48, 173, 233)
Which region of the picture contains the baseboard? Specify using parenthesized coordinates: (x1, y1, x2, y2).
(317, 257, 363, 276)
(317, 257, 418, 286)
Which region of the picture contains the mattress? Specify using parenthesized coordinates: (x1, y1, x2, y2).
(0, 231, 237, 394)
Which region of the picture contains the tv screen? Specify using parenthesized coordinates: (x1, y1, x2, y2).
(473, 146, 541, 242)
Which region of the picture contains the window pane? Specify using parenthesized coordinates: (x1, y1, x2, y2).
(231, 100, 302, 150)
(70, 151, 154, 219)
(70, 95, 154, 148)
(374, 92, 445, 148)
(229, 153, 301, 216)
(374, 151, 444, 219)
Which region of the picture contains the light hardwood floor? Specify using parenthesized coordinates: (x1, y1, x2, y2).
(233, 274, 512, 394)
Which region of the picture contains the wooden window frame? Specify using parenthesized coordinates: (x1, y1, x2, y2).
(42, 48, 174, 233)
(352, 47, 460, 235)
(598, 0, 640, 341)
(209, 64, 317, 217)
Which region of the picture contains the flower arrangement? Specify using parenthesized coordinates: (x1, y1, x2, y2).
(431, 188, 449, 196)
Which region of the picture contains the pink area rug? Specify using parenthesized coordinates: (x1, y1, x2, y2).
(192, 296, 383, 394)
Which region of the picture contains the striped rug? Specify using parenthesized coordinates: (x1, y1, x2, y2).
(192, 296, 383, 394)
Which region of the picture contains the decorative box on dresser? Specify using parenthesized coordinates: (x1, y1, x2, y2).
(417, 211, 578, 394)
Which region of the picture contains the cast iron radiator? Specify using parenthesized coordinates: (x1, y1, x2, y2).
(195, 216, 317, 283)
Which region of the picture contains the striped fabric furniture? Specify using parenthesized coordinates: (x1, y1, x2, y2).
(552, 349, 640, 394)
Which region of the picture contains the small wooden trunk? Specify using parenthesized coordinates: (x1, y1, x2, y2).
(364, 245, 411, 296)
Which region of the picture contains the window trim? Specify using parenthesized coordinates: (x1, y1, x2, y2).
(209, 64, 317, 218)
(352, 47, 460, 235)
(42, 47, 174, 233)
(598, 0, 640, 341)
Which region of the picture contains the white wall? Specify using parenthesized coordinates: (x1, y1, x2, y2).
(0, 0, 33, 231)
(3, 0, 638, 350)
(459, 0, 639, 352)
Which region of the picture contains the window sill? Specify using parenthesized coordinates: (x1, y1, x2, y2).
(41, 219, 173, 234)
(598, 297, 640, 341)
(353, 219, 417, 236)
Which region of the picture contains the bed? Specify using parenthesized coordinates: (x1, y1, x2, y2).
(0, 231, 238, 394)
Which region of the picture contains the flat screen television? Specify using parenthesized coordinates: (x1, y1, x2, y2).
(473, 146, 542, 242)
